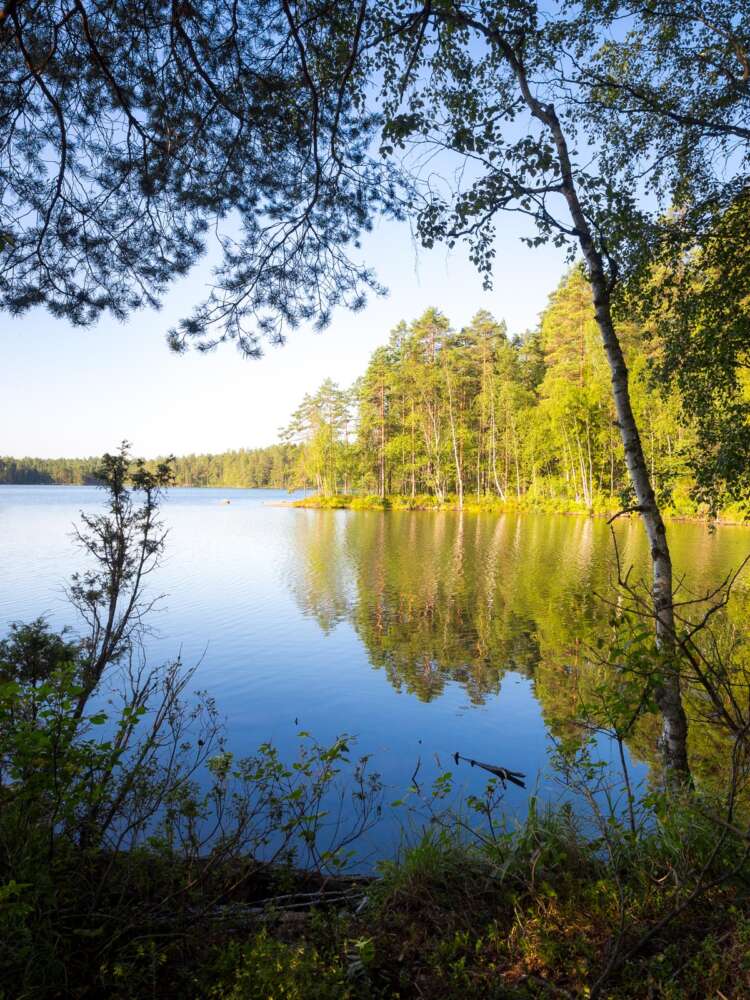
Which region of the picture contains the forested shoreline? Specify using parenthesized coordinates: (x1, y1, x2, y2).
(0, 267, 745, 520)
(0, 443, 299, 489)
(5, 268, 746, 521)
(281, 268, 744, 518)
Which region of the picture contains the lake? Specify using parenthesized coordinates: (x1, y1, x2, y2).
(1, 485, 748, 855)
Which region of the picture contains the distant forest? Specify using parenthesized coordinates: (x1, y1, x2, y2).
(0, 445, 300, 489)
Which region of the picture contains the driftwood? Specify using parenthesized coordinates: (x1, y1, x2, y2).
(453, 752, 526, 788)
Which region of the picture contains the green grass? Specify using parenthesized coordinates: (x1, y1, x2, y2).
(206, 801, 750, 1000)
(291, 492, 748, 522)
(292, 492, 610, 514)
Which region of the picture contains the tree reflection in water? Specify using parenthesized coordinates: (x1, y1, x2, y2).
(288, 509, 750, 792)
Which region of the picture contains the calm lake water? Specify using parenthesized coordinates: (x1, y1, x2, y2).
(1, 485, 748, 854)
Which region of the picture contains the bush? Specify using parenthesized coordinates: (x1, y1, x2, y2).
(211, 931, 354, 1000)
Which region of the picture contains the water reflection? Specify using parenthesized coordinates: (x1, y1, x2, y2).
(291, 512, 641, 701)
(289, 509, 750, 784)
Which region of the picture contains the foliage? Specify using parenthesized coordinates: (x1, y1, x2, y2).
(286, 270, 708, 514)
(0, 444, 300, 489)
(204, 783, 750, 1000)
(0, 0, 394, 353)
(0, 640, 382, 995)
(281, 380, 356, 496)
(364, 801, 750, 998)
(0, 454, 103, 485)
(639, 194, 750, 514)
(209, 931, 356, 1000)
(164, 445, 300, 489)
(2, 2, 746, 372)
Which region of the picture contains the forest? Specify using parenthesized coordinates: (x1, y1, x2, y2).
(5, 267, 742, 521)
(282, 268, 702, 512)
(0, 443, 299, 489)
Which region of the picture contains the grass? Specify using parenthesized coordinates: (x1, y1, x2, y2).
(206, 799, 750, 1000)
(292, 492, 615, 514)
(291, 492, 748, 523)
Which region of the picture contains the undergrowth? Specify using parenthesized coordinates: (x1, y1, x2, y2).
(207, 798, 750, 1000)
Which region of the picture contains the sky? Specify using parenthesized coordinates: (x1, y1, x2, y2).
(2, 214, 568, 459)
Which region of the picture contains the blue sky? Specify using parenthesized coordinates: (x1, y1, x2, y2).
(3, 214, 567, 458)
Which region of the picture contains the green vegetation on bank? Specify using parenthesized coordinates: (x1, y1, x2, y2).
(292, 492, 750, 522)
(292, 492, 613, 513)
(7, 642, 750, 1000)
(210, 809, 750, 1000)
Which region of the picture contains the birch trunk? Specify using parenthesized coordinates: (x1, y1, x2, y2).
(490, 404, 506, 499)
(501, 40, 690, 777)
(446, 370, 464, 509)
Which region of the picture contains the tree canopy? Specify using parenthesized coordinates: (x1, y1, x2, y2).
(1, 0, 394, 353)
(276, 269, 709, 515)
(3, 3, 747, 350)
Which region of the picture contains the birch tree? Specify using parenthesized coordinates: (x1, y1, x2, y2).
(368, 0, 698, 776)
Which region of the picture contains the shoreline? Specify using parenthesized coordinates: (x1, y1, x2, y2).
(3, 483, 746, 527)
(285, 493, 750, 527)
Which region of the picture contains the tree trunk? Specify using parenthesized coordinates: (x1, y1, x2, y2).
(557, 166, 688, 775)
(503, 40, 690, 778)
(379, 383, 386, 498)
(490, 404, 506, 499)
(446, 370, 464, 509)
(410, 397, 417, 497)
